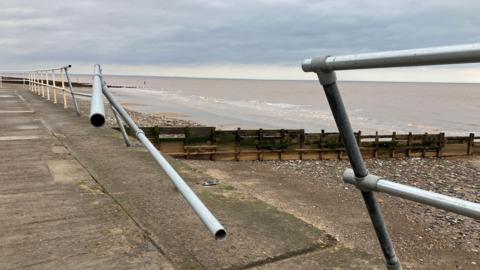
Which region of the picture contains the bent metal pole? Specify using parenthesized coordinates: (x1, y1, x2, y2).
(100, 78, 226, 240)
(302, 65, 402, 269)
(90, 64, 106, 127)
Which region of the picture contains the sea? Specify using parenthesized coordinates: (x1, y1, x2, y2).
(72, 75, 480, 135)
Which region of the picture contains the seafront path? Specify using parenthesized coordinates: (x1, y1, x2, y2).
(0, 84, 382, 269)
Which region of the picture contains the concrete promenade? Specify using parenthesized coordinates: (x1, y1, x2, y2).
(0, 84, 382, 269)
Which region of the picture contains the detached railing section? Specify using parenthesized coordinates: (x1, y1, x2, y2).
(302, 43, 480, 270)
(89, 64, 226, 240)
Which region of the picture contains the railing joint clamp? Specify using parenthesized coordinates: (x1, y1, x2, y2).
(342, 168, 381, 191)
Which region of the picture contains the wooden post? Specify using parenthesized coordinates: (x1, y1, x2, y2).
(467, 133, 475, 155)
(299, 129, 305, 160)
(407, 132, 412, 157)
(153, 127, 160, 146)
(209, 128, 216, 161)
(356, 130, 361, 144)
(210, 127, 216, 145)
(374, 131, 379, 158)
(257, 129, 263, 161)
(184, 127, 190, 160)
(436, 132, 444, 157)
(184, 127, 190, 145)
(235, 128, 241, 161)
(357, 130, 362, 159)
(391, 131, 396, 158)
(279, 129, 285, 160)
(422, 132, 428, 158)
(319, 129, 325, 160)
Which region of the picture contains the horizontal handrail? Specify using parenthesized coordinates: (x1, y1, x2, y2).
(0, 65, 71, 73)
(302, 43, 480, 72)
(343, 169, 480, 219)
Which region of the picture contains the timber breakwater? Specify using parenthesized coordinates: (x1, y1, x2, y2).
(122, 126, 480, 161)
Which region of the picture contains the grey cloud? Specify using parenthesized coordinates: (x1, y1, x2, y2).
(1, 0, 480, 68)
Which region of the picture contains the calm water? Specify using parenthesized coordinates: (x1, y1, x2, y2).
(73, 75, 480, 135)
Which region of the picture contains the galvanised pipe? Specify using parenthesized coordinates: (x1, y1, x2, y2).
(63, 66, 81, 116)
(90, 64, 106, 127)
(110, 104, 131, 147)
(321, 81, 401, 270)
(343, 169, 480, 219)
(302, 43, 480, 72)
(101, 80, 226, 240)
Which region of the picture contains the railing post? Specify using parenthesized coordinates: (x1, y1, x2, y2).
(35, 72, 39, 94)
(303, 65, 402, 270)
(33, 73, 36, 93)
(52, 70, 57, 104)
(45, 70, 50, 101)
(37, 72, 41, 95)
(32, 73, 35, 93)
(63, 66, 80, 116)
(111, 105, 132, 147)
(41, 71, 45, 97)
(29, 73, 33, 91)
(61, 69, 68, 109)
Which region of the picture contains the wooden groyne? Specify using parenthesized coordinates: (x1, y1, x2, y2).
(120, 127, 479, 161)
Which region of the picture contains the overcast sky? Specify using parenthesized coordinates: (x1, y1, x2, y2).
(1, 0, 480, 81)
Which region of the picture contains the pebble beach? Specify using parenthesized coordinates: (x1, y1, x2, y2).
(71, 90, 479, 269)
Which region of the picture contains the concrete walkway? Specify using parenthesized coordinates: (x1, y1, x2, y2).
(0, 86, 173, 269)
(0, 84, 383, 269)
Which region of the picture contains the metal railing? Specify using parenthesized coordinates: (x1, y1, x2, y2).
(89, 64, 226, 240)
(302, 43, 480, 270)
(0, 66, 81, 115)
(7, 64, 225, 240)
